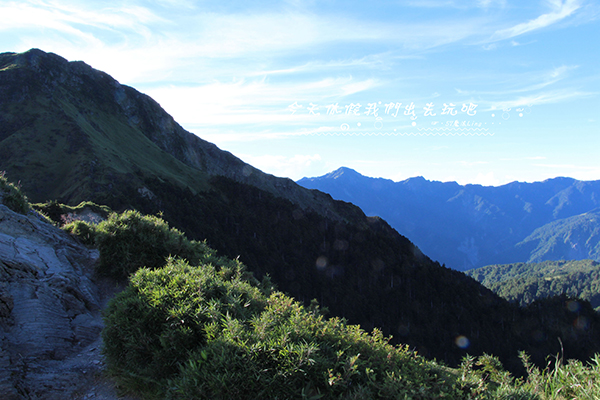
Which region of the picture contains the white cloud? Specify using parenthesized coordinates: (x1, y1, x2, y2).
(488, 89, 593, 109)
(455, 65, 588, 110)
(238, 154, 323, 180)
(467, 171, 502, 186)
(459, 161, 490, 167)
(143, 75, 382, 127)
(476, 0, 507, 8)
(247, 53, 401, 77)
(491, 0, 581, 41)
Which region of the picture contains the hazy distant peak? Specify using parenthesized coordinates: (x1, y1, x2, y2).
(326, 167, 362, 179)
(401, 176, 427, 184)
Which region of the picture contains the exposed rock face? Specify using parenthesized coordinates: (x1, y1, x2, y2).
(0, 204, 103, 398)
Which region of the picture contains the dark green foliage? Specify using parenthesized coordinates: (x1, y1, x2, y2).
(102, 257, 266, 396)
(155, 176, 520, 368)
(0, 171, 29, 214)
(103, 257, 470, 400)
(93, 210, 214, 280)
(467, 260, 600, 312)
(62, 219, 98, 245)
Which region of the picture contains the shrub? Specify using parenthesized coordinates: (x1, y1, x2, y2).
(102, 257, 268, 397)
(99, 211, 600, 399)
(93, 210, 213, 280)
(0, 171, 30, 214)
(62, 219, 98, 246)
(103, 257, 469, 400)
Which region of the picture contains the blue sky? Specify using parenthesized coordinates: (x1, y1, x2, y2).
(1, 0, 599, 185)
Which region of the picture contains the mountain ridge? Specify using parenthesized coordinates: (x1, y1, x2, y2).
(2, 49, 599, 372)
(298, 167, 600, 270)
(0, 49, 354, 222)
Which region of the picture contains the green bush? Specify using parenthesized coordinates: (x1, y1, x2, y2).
(93, 210, 213, 280)
(62, 219, 99, 245)
(103, 257, 468, 400)
(102, 257, 268, 397)
(99, 210, 600, 399)
(0, 171, 30, 214)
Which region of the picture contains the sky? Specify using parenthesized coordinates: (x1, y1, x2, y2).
(1, 0, 599, 186)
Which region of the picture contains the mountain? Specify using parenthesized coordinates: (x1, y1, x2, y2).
(515, 209, 600, 263)
(467, 259, 600, 312)
(298, 167, 600, 270)
(0, 49, 341, 219)
(1, 49, 599, 370)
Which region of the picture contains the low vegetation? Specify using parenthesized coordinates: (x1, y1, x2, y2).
(88, 209, 600, 399)
(64, 209, 214, 280)
(101, 243, 600, 399)
(4, 174, 600, 399)
(0, 171, 30, 214)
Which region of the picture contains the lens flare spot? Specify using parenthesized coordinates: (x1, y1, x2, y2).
(397, 324, 410, 336)
(455, 336, 470, 349)
(531, 330, 545, 342)
(574, 316, 590, 330)
(566, 300, 580, 312)
(371, 258, 385, 272)
(316, 256, 328, 270)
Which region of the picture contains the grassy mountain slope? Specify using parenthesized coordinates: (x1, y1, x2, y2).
(2, 49, 599, 370)
(0, 49, 344, 218)
(298, 167, 600, 270)
(467, 259, 600, 312)
(4, 174, 599, 399)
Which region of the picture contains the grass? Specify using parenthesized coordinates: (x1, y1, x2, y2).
(3, 171, 600, 399)
(103, 257, 472, 400)
(1, 82, 211, 206)
(61, 206, 595, 399)
(0, 171, 30, 214)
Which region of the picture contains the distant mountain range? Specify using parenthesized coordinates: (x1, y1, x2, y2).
(298, 167, 600, 271)
(2, 49, 599, 369)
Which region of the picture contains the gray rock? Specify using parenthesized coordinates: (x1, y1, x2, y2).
(0, 204, 110, 398)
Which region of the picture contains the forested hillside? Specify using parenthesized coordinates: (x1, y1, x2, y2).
(515, 210, 600, 263)
(467, 259, 600, 312)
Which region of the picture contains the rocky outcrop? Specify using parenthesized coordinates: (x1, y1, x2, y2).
(0, 204, 105, 399)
